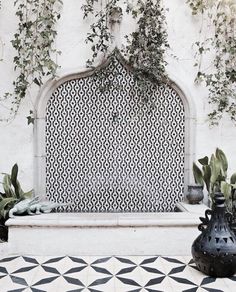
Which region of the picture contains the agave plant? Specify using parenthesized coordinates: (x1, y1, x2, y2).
(193, 148, 236, 213)
(0, 164, 33, 220)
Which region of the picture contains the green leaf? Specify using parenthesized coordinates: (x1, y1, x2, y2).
(2, 175, 15, 198)
(215, 148, 228, 177)
(23, 189, 33, 198)
(230, 172, 236, 184)
(11, 164, 20, 198)
(210, 154, 221, 185)
(192, 162, 204, 185)
(198, 156, 209, 166)
(202, 165, 211, 192)
(0, 197, 17, 218)
(11, 164, 18, 185)
(27, 115, 35, 125)
(16, 180, 24, 198)
(221, 181, 231, 201)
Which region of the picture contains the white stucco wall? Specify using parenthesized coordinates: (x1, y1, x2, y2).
(0, 0, 235, 193)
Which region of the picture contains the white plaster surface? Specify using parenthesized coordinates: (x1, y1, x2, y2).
(6, 211, 205, 227)
(7, 225, 201, 256)
(0, 1, 236, 192)
(0, 242, 8, 258)
(6, 205, 207, 256)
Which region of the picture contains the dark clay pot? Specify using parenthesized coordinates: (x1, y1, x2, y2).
(192, 192, 236, 277)
(186, 184, 204, 204)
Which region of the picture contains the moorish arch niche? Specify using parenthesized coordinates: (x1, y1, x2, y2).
(45, 52, 186, 212)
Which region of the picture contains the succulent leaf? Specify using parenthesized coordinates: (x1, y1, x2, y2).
(230, 172, 236, 184)
(0, 163, 33, 219)
(23, 189, 33, 198)
(198, 156, 209, 166)
(215, 148, 228, 177)
(210, 155, 221, 184)
(0, 197, 17, 219)
(11, 164, 18, 186)
(11, 164, 20, 198)
(202, 165, 211, 192)
(221, 181, 231, 200)
(16, 180, 24, 198)
(2, 175, 15, 198)
(193, 162, 204, 185)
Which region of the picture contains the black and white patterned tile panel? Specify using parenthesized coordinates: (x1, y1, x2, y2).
(0, 255, 235, 291)
(45, 54, 185, 212)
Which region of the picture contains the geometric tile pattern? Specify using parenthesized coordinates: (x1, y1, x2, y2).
(0, 255, 235, 292)
(45, 53, 185, 212)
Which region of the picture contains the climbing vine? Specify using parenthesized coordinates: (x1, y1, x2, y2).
(82, 0, 169, 93)
(2, 0, 62, 123)
(124, 0, 169, 89)
(187, 0, 236, 125)
(82, 0, 119, 66)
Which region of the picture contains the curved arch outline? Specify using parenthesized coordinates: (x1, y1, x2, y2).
(34, 49, 196, 201)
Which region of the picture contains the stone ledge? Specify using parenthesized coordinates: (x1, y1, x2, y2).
(176, 201, 208, 214)
(6, 205, 207, 228)
(5, 203, 208, 256)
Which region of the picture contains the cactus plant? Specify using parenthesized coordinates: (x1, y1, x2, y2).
(193, 148, 236, 214)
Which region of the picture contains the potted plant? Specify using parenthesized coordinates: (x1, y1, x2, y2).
(192, 148, 236, 211)
(191, 149, 236, 276)
(192, 148, 236, 236)
(0, 163, 32, 242)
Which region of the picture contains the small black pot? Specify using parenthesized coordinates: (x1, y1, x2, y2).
(186, 184, 204, 204)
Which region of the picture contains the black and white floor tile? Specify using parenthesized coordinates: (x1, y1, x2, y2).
(0, 255, 235, 292)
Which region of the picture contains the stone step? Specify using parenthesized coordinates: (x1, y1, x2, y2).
(5, 203, 207, 256)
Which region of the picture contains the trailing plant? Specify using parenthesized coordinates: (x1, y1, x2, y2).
(82, 0, 169, 94)
(193, 148, 236, 215)
(82, 0, 119, 66)
(187, 0, 236, 125)
(124, 0, 169, 90)
(2, 0, 62, 123)
(0, 163, 33, 220)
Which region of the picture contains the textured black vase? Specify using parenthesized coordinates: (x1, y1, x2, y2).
(192, 192, 236, 277)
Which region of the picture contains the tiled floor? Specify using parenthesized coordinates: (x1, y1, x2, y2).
(0, 255, 235, 292)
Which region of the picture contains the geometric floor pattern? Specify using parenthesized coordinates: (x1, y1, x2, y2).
(0, 255, 235, 292)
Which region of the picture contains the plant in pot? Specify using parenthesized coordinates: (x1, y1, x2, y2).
(0, 164, 33, 242)
(192, 148, 236, 215)
(191, 148, 236, 277)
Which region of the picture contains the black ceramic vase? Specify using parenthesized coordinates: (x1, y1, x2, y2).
(192, 192, 236, 277)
